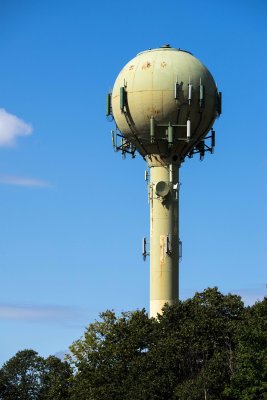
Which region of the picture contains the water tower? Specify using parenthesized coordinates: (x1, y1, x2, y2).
(106, 45, 221, 318)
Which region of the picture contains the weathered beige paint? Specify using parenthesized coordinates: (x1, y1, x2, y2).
(110, 46, 220, 317)
(148, 158, 179, 318)
(111, 47, 218, 164)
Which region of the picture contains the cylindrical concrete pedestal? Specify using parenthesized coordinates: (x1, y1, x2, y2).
(149, 161, 179, 318)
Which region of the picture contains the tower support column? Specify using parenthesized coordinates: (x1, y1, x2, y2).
(148, 159, 179, 318)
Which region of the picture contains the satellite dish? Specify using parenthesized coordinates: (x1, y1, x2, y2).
(155, 181, 169, 197)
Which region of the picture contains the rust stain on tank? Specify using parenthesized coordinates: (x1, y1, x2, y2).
(142, 61, 151, 70)
(161, 61, 167, 68)
(129, 65, 134, 70)
(147, 107, 160, 117)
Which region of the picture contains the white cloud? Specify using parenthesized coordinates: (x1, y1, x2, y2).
(0, 108, 33, 147)
(0, 304, 81, 322)
(0, 175, 50, 187)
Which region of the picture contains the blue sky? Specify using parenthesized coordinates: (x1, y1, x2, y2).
(0, 0, 266, 365)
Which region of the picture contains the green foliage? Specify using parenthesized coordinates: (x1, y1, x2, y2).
(152, 287, 244, 399)
(0, 350, 72, 400)
(224, 297, 267, 399)
(68, 288, 265, 400)
(68, 309, 156, 399)
(39, 356, 73, 399)
(1, 289, 266, 400)
(0, 350, 44, 400)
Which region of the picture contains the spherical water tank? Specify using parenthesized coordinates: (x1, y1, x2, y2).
(111, 45, 220, 163)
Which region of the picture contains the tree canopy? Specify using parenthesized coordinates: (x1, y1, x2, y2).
(0, 350, 72, 400)
(1, 288, 266, 400)
(68, 288, 266, 400)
